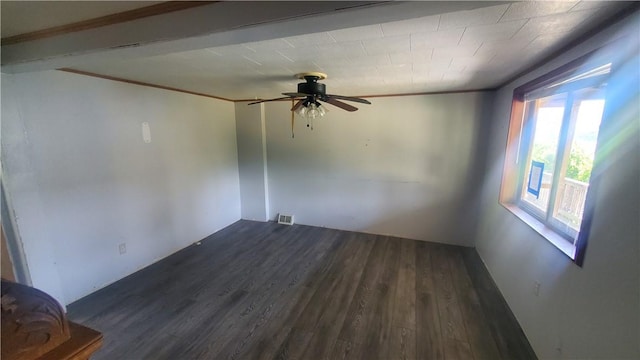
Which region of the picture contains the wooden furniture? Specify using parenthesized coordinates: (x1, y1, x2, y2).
(1, 279, 102, 360)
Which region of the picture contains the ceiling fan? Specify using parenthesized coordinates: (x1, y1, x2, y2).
(248, 72, 371, 119)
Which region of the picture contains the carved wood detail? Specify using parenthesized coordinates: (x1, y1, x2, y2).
(1, 279, 70, 360)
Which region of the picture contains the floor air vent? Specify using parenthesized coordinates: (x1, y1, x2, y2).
(278, 214, 294, 225)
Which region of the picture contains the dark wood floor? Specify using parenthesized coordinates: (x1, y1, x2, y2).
(68, 220, 536, 360)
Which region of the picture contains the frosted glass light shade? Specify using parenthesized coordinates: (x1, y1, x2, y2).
(295, 102, 327, 119)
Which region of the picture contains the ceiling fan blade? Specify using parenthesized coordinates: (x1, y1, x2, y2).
(324, 98, 358, 112)
(247, 96, 292, 105)
(326, 94, 371, 104)
(291, 99, 304, 112)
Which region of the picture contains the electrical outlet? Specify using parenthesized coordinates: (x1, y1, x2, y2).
(119, 243, 127, 255)
(533, 281, 541, 296)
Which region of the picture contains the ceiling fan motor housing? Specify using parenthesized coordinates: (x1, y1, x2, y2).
(298, 76, 326, 96)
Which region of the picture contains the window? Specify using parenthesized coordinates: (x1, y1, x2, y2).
(500, 52, 613, 265)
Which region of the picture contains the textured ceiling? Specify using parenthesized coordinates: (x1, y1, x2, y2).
(3, 1, 632, 100)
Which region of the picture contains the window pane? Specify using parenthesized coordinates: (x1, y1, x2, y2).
(521, 94, 566, 213)
(553, 89, 604, 233)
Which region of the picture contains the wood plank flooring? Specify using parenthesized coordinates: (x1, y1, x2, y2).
(67, 220, 536, 360)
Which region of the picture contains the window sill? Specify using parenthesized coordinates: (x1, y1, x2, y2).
(500, 202, 577, 260)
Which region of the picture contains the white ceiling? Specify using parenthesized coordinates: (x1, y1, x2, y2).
(1, 1, 632, 100)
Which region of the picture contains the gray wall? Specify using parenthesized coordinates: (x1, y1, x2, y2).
(235, 102, 269, 221)
(474, 12, 639, 359)
(1, 70, 241, 305)
(263, 93, 493, 246)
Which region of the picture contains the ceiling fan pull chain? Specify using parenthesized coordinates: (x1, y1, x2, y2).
(291, 99, 295, 138)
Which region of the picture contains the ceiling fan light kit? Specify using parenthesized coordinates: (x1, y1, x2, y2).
(295, 101, 327, 119)
(248, 72, 371, 133)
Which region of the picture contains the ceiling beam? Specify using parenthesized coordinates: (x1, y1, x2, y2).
(1, 1, 504, 74)
(1, 2, 216, 46)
